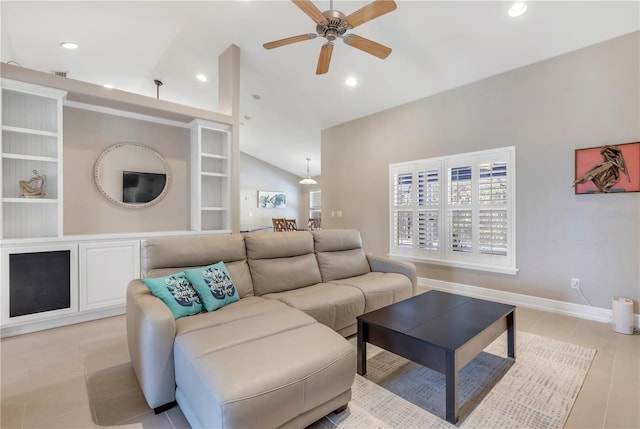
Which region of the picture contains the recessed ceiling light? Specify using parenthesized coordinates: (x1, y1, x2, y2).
(196, 73, 207, 82)
(60, 42, 78, 49)
(103, 84, 113, 89)
(345, 76, 357, 87)
(508, 2, 528, 17)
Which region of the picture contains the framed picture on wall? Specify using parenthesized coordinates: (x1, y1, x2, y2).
(257, 191, 286, 208)
(574, 142, 640, 194)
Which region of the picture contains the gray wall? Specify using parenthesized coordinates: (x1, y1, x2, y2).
(63, 107, 191, 234)
(321, 32, 640, 310)
(239, 152, 313, 230)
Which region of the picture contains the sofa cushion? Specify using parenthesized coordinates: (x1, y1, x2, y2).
(142, 235, 254, 298)
(245, 231, 314, 259)
(174, 323, 355, 429)
(329, 272, 413, 312)
(175, 296, 287, 337)
(263, 283, 365, 332)
(313, 229, 370, 282)
(175, 306, 316, 361)
(184, 262, 240, 312)
(245, 232, 322, 295)
(142, 272, 203, 319)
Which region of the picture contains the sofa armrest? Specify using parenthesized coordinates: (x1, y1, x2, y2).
(126, 280, 177, 410)
(366, 254, 417, 296)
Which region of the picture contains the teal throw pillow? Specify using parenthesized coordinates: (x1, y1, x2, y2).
(184, 262, 240, 312)
(142, 272, 203, 319)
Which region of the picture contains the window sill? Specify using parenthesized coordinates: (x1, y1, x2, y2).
(388, 253, 519, 276)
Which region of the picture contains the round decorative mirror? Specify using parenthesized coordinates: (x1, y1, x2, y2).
(94, 143, 171, 209)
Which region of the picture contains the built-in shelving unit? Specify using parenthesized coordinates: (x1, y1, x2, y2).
(1, 79, 66, 239)
(190, 119, 232, 232)
(0, 62, 236, 336)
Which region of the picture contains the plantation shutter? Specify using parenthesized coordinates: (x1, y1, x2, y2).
(390, 168, 414, 252)
(478, 161, 508, 255)
(309, 190, 321, 219)
(417, 168, 440, 252)
(447, 165, 473, 255)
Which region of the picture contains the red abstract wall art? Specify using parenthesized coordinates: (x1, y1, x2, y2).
(574, 142, 640, 194)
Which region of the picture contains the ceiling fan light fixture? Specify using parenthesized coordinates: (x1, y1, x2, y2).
(508, 2, 528, 17)
(299, 157, 318, 185)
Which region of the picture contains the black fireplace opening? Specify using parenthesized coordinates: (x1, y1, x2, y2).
(9, 250, 71, 318)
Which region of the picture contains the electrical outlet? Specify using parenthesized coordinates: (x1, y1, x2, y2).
(571, 278, 580, 289)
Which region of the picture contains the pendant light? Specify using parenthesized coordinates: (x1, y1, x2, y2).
(299, 158, 318, 185)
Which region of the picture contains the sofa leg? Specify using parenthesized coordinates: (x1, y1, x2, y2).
(154, 401, 178, 414)
(333, 404, 348, 414)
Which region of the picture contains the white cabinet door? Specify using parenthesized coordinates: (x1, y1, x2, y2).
(79, 240, 140, 311)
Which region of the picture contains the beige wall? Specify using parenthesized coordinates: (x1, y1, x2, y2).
(63, 107, 190, 234)
(322, 32, 640, 309)
(62, 107, 313, 235)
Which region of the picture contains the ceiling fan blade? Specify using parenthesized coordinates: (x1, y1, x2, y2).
(292, 0, 327, 24)
(263, 34, 317, 50)
(316, 43, 333, 75)
(343, 34, 392, 59)
(346, 0, 397, 29)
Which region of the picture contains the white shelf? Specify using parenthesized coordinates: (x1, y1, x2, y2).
(201, 207, 227, 211)
(3, 198, 58, 204)
(2, 125, 58, 138)
(190, 120, 231, 232)
(2, 79, 65, 239)
(201, 153, 228, 160)
(2, 153, 58, 163)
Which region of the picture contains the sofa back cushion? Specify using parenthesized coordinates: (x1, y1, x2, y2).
(313, 229, 371, 282)
(141, 234, 254, 298)
(245, 231, 322, 296)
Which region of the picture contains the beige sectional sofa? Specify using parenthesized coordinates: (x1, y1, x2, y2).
(126, 229, 416, 428)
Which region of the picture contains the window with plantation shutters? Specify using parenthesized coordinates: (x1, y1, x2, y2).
(389, 147, 516, 275)
(309, 190, 321, 220)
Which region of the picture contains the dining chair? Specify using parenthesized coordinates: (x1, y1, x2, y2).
(285, 219, 298, 231)
(307, 218, 321, 231)
(272, 218, 287, 232)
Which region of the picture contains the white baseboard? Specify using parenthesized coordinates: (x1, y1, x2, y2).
(419, 277, 640, 330)
(0, 306, 125, 338)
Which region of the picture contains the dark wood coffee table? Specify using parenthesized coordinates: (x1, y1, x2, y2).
(356, 290, 516, 423)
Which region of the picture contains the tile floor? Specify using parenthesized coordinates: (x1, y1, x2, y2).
(1, 305, 638, 428)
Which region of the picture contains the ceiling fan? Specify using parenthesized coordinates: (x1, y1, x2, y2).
(263, 0, 397, 75)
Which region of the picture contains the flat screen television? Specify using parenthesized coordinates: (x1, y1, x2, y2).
(122, 171, 167, 203)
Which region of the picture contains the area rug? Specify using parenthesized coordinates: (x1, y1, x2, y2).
(329, 332, 596, 428)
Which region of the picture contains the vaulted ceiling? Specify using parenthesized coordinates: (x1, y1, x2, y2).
(2, 1, 638, 177)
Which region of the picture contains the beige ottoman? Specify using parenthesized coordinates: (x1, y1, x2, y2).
(174, 308, 355, 429)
